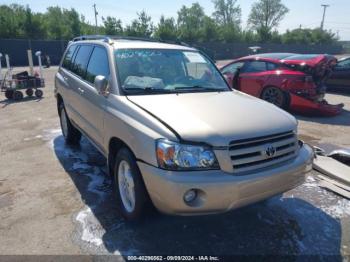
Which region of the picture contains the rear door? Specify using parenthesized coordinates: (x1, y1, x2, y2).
(76, 45, 110, 148)
(57, 44, 79, 119)
(67, 45, 94, 131)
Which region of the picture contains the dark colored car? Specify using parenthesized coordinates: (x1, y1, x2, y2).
(327, 56, 350, 91)
(219, 53, 337, 109)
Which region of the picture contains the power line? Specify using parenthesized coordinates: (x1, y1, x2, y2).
(320, 4, 330, 30)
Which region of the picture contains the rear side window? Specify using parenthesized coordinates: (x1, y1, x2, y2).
(71, 45, 93, 78)
(243, 61, 266, 73)
(86, 47, 110, 84)
(62, 45, 77, 70)
(266, 62, 278, 71)
(242, 61, 278, 73)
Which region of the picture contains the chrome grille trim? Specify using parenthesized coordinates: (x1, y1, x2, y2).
(229, 131, 297, 174)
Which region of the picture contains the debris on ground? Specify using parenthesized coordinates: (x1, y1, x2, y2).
(313, 147, 350, 199)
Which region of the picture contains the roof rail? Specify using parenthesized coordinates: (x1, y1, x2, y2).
(71, 35, 193, 47)
(72, 35, 161, 44)
(72, 35, 114, 44)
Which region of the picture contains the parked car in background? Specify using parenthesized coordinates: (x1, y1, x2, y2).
(219, 53, 337, 109)
(327, 56, 350, 91)
(55, 36, 313, 220)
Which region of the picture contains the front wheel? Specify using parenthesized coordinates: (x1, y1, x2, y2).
(13, 91, 24, 101)
(261, 87, 289, 109)
(5, 90, 14, 99)
(26, 88, 33, 97)
(35, 89, 43, 98)
(59, 103, 81, 145)
(113, 148, 151, 221)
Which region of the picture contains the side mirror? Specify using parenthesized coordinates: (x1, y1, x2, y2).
(94, 75, 109, 96)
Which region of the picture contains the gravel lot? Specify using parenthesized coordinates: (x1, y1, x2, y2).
(0, 66, 349, 258)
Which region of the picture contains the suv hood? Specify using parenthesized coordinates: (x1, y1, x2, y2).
(127, 91, 297, 146)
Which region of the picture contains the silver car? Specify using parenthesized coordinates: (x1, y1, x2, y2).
(55, 36, 313, 220)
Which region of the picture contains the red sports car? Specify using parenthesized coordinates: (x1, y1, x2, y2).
(219, 53, 342, 115)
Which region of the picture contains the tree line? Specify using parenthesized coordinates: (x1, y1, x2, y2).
(0, 0, 338, 44)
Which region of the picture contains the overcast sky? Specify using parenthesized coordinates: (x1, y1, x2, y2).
(3, 0, 350, 40)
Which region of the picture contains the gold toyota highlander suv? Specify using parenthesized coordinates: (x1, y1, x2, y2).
(55, 36, 313, 220)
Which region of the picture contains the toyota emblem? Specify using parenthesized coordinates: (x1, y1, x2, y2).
(264, 145, 276, 158)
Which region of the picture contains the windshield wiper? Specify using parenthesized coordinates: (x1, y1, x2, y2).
(174, 86, 227, 92)
(124, 87, 174, 94)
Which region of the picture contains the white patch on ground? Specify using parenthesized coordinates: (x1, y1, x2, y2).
(43, 128, 111, 250)
(76, 207, 104, 246)
(301, 175, 350, 219)
(320, 199, 350, 218)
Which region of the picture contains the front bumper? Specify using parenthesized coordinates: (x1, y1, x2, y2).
(138, 144, 313, 215)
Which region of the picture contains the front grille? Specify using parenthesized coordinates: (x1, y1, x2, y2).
(229, 131, 298, 174)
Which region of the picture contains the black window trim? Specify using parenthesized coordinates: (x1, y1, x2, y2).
(85, 45, 111, 86)
(71, 44, 94, 79)
(62, 43, 110, 89)
(240, 60, 278, 73)
(61, 44, 79, 71)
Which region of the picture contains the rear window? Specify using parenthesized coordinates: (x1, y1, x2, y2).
(71, 45, 93, 78)
(257, 53, 295, 60)
(284, 54, 319, 61)
(62, 45, 77, 70)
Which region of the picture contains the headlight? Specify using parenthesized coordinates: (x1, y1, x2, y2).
(156, 139, 219, 170)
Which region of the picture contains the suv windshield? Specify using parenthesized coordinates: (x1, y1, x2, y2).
(115, 49, 229, 95)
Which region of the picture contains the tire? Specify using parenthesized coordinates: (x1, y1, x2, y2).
(113, 148, 150, 221)
(26, 88, 34, 97)
(13, 91, 24, 101)
(261, 86, 289, 109)
(59, 103, 81, 145)
(35, 89, 43, 98)
(5, 90, 14, 100)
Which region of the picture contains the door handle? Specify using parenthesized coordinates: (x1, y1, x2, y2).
(78, 87, 85, 94)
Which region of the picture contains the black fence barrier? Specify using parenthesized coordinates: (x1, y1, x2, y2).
(0, 39, 67, 67)
(0, 38, 344, 67)
(195, 42, 344, 60)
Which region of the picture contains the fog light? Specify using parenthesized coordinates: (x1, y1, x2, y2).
(184, 189, 197, 203)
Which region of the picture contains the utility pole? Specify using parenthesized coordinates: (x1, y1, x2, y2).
(93, 4, 98, 34)
(320, 4, 329, 30)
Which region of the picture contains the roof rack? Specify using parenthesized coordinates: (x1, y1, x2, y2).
(71, 35, 192, 47)
(72, 35, 161, 44)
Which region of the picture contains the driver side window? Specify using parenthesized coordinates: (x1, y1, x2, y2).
(222, 62, 244, 74)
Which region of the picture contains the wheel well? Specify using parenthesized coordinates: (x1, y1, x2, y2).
(260, 85, 279, 98)
(108, 137, 133, 176)
(56, 94, 63, 114)
(260, 85, 291, 109)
